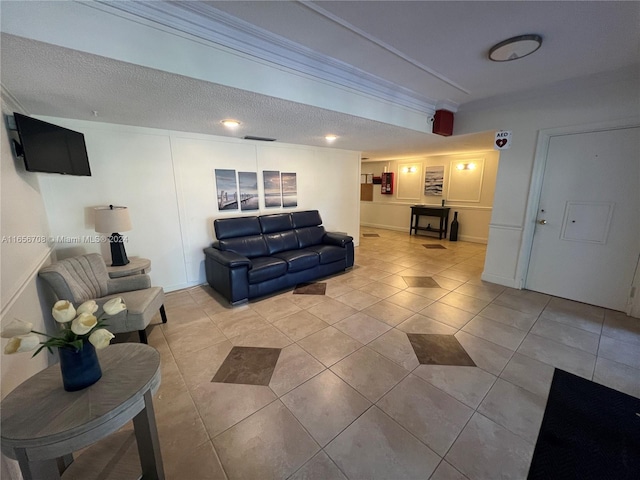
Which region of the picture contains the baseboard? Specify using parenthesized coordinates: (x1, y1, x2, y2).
(458, 234, 488, 244)
(360, 223, 488, 244)
(360, 222, 407, 233)
(481, 271, 519, 288)
(164, 280, 204, 293)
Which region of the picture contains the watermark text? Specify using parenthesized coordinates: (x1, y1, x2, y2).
(2, 235, 128, 244)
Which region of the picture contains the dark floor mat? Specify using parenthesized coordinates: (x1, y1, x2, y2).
(527, 368, 640, 479)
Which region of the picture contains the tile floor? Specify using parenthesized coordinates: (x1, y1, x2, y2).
(114, 227, 639, 479)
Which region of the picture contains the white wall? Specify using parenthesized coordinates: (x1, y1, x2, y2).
(1, 93, 53, 394)
(0, 92, 54, 479)
(36, 118, 361, 292)
(454, 68, 640, 287)
(360, 150, 499, 243)
(0, 99, 52, 311)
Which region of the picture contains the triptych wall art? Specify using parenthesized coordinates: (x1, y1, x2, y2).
(215, 169, 297, 211)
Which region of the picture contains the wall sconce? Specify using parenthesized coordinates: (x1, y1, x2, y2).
(402, 166, 417, 173)
(456, 163, 476, 171)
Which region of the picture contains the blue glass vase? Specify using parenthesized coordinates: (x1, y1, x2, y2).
(58, 340, 102, 392)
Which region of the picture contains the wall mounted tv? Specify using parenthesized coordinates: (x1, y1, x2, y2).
(13, 112, 92, 176)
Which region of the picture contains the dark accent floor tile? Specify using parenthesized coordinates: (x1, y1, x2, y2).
(212, 346, 282, 385)
(294, 282, 327, 295)
(407, 334, 476, 366)
(402, 276, 441, 288)
(363, 233, 380, 237)
(423, 244, 447, 249)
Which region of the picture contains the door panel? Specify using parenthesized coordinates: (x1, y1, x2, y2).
(526, 127, 640, 311)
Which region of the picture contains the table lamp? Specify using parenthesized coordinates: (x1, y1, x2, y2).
(95, 205, 132, 266)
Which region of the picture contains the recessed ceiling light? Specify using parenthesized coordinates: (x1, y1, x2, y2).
(325, 135, 338, 142)
(221, 119, 241, 128)
(489, 34, 542, 62)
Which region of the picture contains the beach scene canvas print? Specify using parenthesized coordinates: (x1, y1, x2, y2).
(281, 172, 297, 207)
(424, 166, 444, 196)
(215, 169, 238, 210)
(238, 172, 259, 211)
(263, 170, 282, 207)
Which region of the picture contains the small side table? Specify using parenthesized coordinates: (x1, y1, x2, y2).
(1, 343, 164, 480)
(106, 257, 151, 279)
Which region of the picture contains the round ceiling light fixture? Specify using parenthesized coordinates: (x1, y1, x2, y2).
(488, 34, 542, 62)
(325, 135, 338, 142)
(221, 119, 241, 128)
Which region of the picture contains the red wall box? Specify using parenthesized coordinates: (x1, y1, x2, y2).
(433, 109, 454, 136)
(381, 172, 394, 194)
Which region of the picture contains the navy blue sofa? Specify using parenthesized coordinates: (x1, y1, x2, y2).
(204, 210, 354, 304)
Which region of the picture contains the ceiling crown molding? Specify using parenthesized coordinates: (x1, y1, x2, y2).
(94, 0, 448, 116)
(1, 84, 28, 114)
(300, 1, 469, 96)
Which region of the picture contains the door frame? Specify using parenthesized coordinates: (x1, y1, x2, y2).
(515, 116, 640, 312)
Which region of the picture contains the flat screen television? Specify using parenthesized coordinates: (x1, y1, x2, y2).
(13, 112, 92, 176)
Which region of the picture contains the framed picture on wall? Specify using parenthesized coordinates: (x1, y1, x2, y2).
(424, 166, 444, 196)
(281, 172, 297, 207)
(214, 169, 238, 210)
(262, 170, 282, 207)
(238, 172, 259, 211)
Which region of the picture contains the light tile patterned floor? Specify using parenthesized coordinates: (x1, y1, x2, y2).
(112, 227, 639, 479)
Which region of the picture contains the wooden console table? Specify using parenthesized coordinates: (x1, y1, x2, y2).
(410, 205, 451, 239)
(1, 343, 164, 480)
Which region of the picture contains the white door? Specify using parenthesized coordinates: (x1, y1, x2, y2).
(526, 126, 640, 311)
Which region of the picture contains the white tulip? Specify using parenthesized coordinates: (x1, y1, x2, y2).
(71, 313, 98, 335)
(4, 334, 40, 354)
(52, 300, 76, 323)
(88, 329, 114, 350)
(103, 297, 126, 315)
(76, 300, 98, 315)
(1, 319, 34, 338)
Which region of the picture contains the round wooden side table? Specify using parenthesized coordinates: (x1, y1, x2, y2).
(105, 257, 151, 279)
(1, 343, 164, 480)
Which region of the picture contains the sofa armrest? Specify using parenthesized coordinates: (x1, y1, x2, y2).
(323, 232, 353, 247)
(204, 247, 251, 304)
(108, 274, 151, 294)
(204, 247, 252, 268)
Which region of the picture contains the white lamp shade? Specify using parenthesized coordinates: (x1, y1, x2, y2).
(94, 206, 132, 233)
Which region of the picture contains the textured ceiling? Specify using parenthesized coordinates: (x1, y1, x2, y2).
(1, 33, 494, 159)
(209, 0, 640, 104)
(1, 1, 639, 160)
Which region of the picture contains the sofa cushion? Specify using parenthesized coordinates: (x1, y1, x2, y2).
(295, 226, 326, 248)
(259, 213, 293, 233)
(219, 235, 268, 258)
(248, 257, 288, 284)
(264, 231, 299, 255)
(305, 245, 347, 265)
(273, 250, 319, 273)
(291, 210, 322, 228)
(215, 216, 261, 239)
